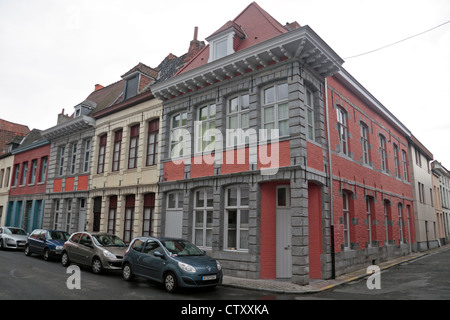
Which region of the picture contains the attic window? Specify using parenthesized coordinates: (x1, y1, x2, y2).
(214, 38, 228, 60)
(124, 75, 139, 100)
(207, 32, 235, 63)
(75, 108, 81, 118)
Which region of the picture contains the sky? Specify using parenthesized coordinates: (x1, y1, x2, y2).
(1, 0, 449, 166)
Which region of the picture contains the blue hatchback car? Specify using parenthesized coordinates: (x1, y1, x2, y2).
(25, 229, 70, 261)
(122, 237, 223, 292)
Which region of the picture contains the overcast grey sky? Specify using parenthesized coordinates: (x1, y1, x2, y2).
(1, 0, 449, 165)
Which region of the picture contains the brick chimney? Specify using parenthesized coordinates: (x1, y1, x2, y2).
(188, 26, 205, 59)
(95, 84, 104, 91)
(57, 108, 71, 125)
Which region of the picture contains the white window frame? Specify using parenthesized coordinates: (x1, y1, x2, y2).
(167, 191, 184, 210)
(193, 189, 214, 249)
(398, 203, 404, 244)
(83, 139, 91, 173)
(59, 146, 65, 176)
(170, 111, 188, 159)
(379, 135, 388, 172)
(366, 197, 372, 246)
(361, 122, 370, 165)
(70, 143, 77, 175)
(227, 94, 250, 147)
(343, 192, 350, 249)
(224, 185, 249, 251)
(305, 88, 315, 141)
(262, 83, 289, 138)
(195, 104, 216, 153)
(337, 107, 348, 155)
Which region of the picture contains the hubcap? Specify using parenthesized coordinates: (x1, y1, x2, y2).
(165, 275, 175, 291)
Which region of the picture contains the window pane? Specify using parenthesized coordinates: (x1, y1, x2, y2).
(206, 189, 214, 207)
(196, 191, 204, 208)
(172, 114, 180, 128)
(240, 186, 249, 206)
(278, 103, 289, 120)
(195, 211, 203, 227)
(241, 94, 249, 109)
(264, 87, 275, 104)
(279, 120, 289, 136)
(229, 115, 238, 130)
(264, 107, 274, 123)
(277, 83, 288, 101)
(227, 188, 237, 206)
(229, 97, 238, 113)
(241, 113, 249, 129)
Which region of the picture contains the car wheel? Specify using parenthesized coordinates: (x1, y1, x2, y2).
(61, 252, 70, 267)
(43, 248, 50, 261)
(24, 245, 32, 256)
(91, 257, 103, 274)
(164, 272, 178, 293)
(122, 263, 134, 281)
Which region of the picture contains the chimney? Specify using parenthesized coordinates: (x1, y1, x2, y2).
(95, 84, 104, 91)
(57, 108, 71, 125)
(188, 26, 205, 59)
(285, 21, 301, 31)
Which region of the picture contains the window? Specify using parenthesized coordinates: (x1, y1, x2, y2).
(415, 147, 422, 167)
(214, 38, 228, 60)
(66, 199, 72, 233)
(70, 143, 77, 175)
(58, 146, 65, 176)
(196, 104, 216, 153)
(398, 203, 404, 244)
(124, 75, 139, 100)
(128, 125, 139, 169)
(108, 196, 117, 234)
(5, 167, 10, 188)
(12, 164, 19, 187)
(83, 139, 91, 173)
(393, 144, 400, 178)
(418, 182, 426, 204)
(53, 200, 60, 230)
(227, 94, 250, 147)
(146, 119, 159, 166)
(402, 150, 409, 181)
(193, 189, 213, 248)
(361, 122, 370, 165)
(0, 169, 3, 188)
(337, 107, 348, 155)
(29, 159, 37, 185)
(142, 193, 155, 237)
(379, 135, 388, 172)
(366, 197, 373, 246)
(342, 192, 351, 249)
(39, 157, 48, 183)
(97, 134, 107, 174)
(384, 200, 392, 244)
(262, 83, 289, 138)
(167, 191, 184, 210)
(112, 130, 122, 172)
(305, 88, 315, 140)
(21, 162, 28, 186)
(170, 111, 188, 158)
(225, 185, 249, 251)
(124, 195, 135, 243)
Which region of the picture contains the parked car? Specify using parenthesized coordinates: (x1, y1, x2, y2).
(122, 237, 223, 292)
(0, 227, 28, 250)
(25, 229, 70, 260)
(61, 232, 127, 274)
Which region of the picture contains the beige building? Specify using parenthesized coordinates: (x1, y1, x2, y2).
(0, 153, 14, 226)
(432, 160, 450, 244)
(87, 63, 163, 243)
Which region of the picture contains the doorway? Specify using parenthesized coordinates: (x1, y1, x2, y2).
(276, 185, 292, 278)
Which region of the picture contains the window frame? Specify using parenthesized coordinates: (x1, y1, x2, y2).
(342, 191, 351, 249)
(128, 124, 140, 169)
(262, 83, 289, 138)
(226, 93, 250, 147)
(146, 119, 159, 166)
(195, 103, 216, 153)
(360, 122, 370, 165)
(224, 185, 249, 252)
(305, 88, 315, 141)
(112, 129, 123, 172)
(193, 188, 214, 249)
(337, 107, 348, 155)
(97, 134, 107, 174)
(170, 111, 188, 159)
(379, 134, 388, 172)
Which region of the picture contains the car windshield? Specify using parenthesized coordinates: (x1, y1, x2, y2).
(93, 234, 126, 247)
(48, 231, 70, 241)
(161, 239, 205, 257)
(5, 228, 27, 235)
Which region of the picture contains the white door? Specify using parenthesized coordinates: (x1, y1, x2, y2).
(276, 186, 292, 278)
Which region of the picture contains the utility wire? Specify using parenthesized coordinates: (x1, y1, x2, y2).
(344, 20, 450, 60)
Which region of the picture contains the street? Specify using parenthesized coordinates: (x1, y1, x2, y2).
(0, 246, 449, 302)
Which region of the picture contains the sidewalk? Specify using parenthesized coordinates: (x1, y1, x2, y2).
(221, 244, 450, 294)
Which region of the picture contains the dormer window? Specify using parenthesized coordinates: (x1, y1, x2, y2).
(206, 21, 246, 63)
(124, 74, 139, 100)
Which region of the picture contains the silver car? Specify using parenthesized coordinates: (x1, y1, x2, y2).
(0, 227, 28, 250)
(61, 232, 127, 274)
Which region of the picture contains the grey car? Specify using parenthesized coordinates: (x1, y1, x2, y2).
(122, 237, 223, 292)
(0, 227, 28, 250)
(61, 232, 127, 274)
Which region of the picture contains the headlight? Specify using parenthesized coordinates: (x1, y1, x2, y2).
(103, 250, 116, 259)
(178, 261, 196, 273)
(6, 238, 15, 245)
(55, 246, 63, 250)
(216, 260, 222, 271)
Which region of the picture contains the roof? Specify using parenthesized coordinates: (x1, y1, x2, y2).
(121, 62, 159, 79)
(0, 118, 30, 155)
(177, 2, 290, 76)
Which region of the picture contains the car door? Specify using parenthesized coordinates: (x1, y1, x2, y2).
(35, 231, 47, 255)
(77, 233, 95, 266)
(67, 233, 83, 263)
(137, 240, 166, 280)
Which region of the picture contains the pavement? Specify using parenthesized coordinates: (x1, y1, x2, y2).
(221, 244, 450, 294)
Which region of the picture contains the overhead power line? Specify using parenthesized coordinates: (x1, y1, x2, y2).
(344, 20, 450, 60)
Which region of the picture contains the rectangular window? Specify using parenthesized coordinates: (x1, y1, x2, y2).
(70, 143, 77, 175)
(361, 123, 370, 165)
(39, 157, 48, 183)
(402, 150, 408, 181)
(366, 197, 373, 246)
(124, 195, 135, 243)
(193, 189, 213, 248)
(262, 83, 289, 138)
(29, 159, 37, 185)
(12, 164, 20, 187)
(196, 104, 216, 153)
(214, 38, 228, 60)
(66, 199, 72, 233)
(398, 204, 404, 244)
(53, 199, 60, 230)
(343, 192, 350, 249)
(83, 139, 91, 173)
(97, 134, 107, 174)
(170, 111, 188, 158)
(337, 107, 348, 155)
(225, 185, 249, 251)
(128, 125, 140, 169)
(112, 130, 122, 172)
(227, 94, 250, 147)
(393, 144, 400, 178)
(384, 200, 392, 243)
(59, 146, 65, 176)
(142, 193, 155, 236)
(108, 196, 117, 234)
(146, 119, 159, 166)
(380, 135, 388, 172)
(305, 88, 315, 140)
(21, 162, 28, 186)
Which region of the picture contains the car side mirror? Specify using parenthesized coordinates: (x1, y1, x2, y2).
(154, 251, 164, 259)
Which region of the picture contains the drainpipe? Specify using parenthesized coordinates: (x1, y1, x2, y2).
(324, 78, 336, 279)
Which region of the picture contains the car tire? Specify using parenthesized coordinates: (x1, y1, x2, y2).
(91, 257, 103, 274)
(43, 248, 50, 261)
(61, 252, 70, 267)
(164, 272, 178, 293)
(24, 245, 32, 256)
(122, 263, 134, 281)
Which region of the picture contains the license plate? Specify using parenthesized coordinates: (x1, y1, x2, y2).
(202, 275, 216, 281)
